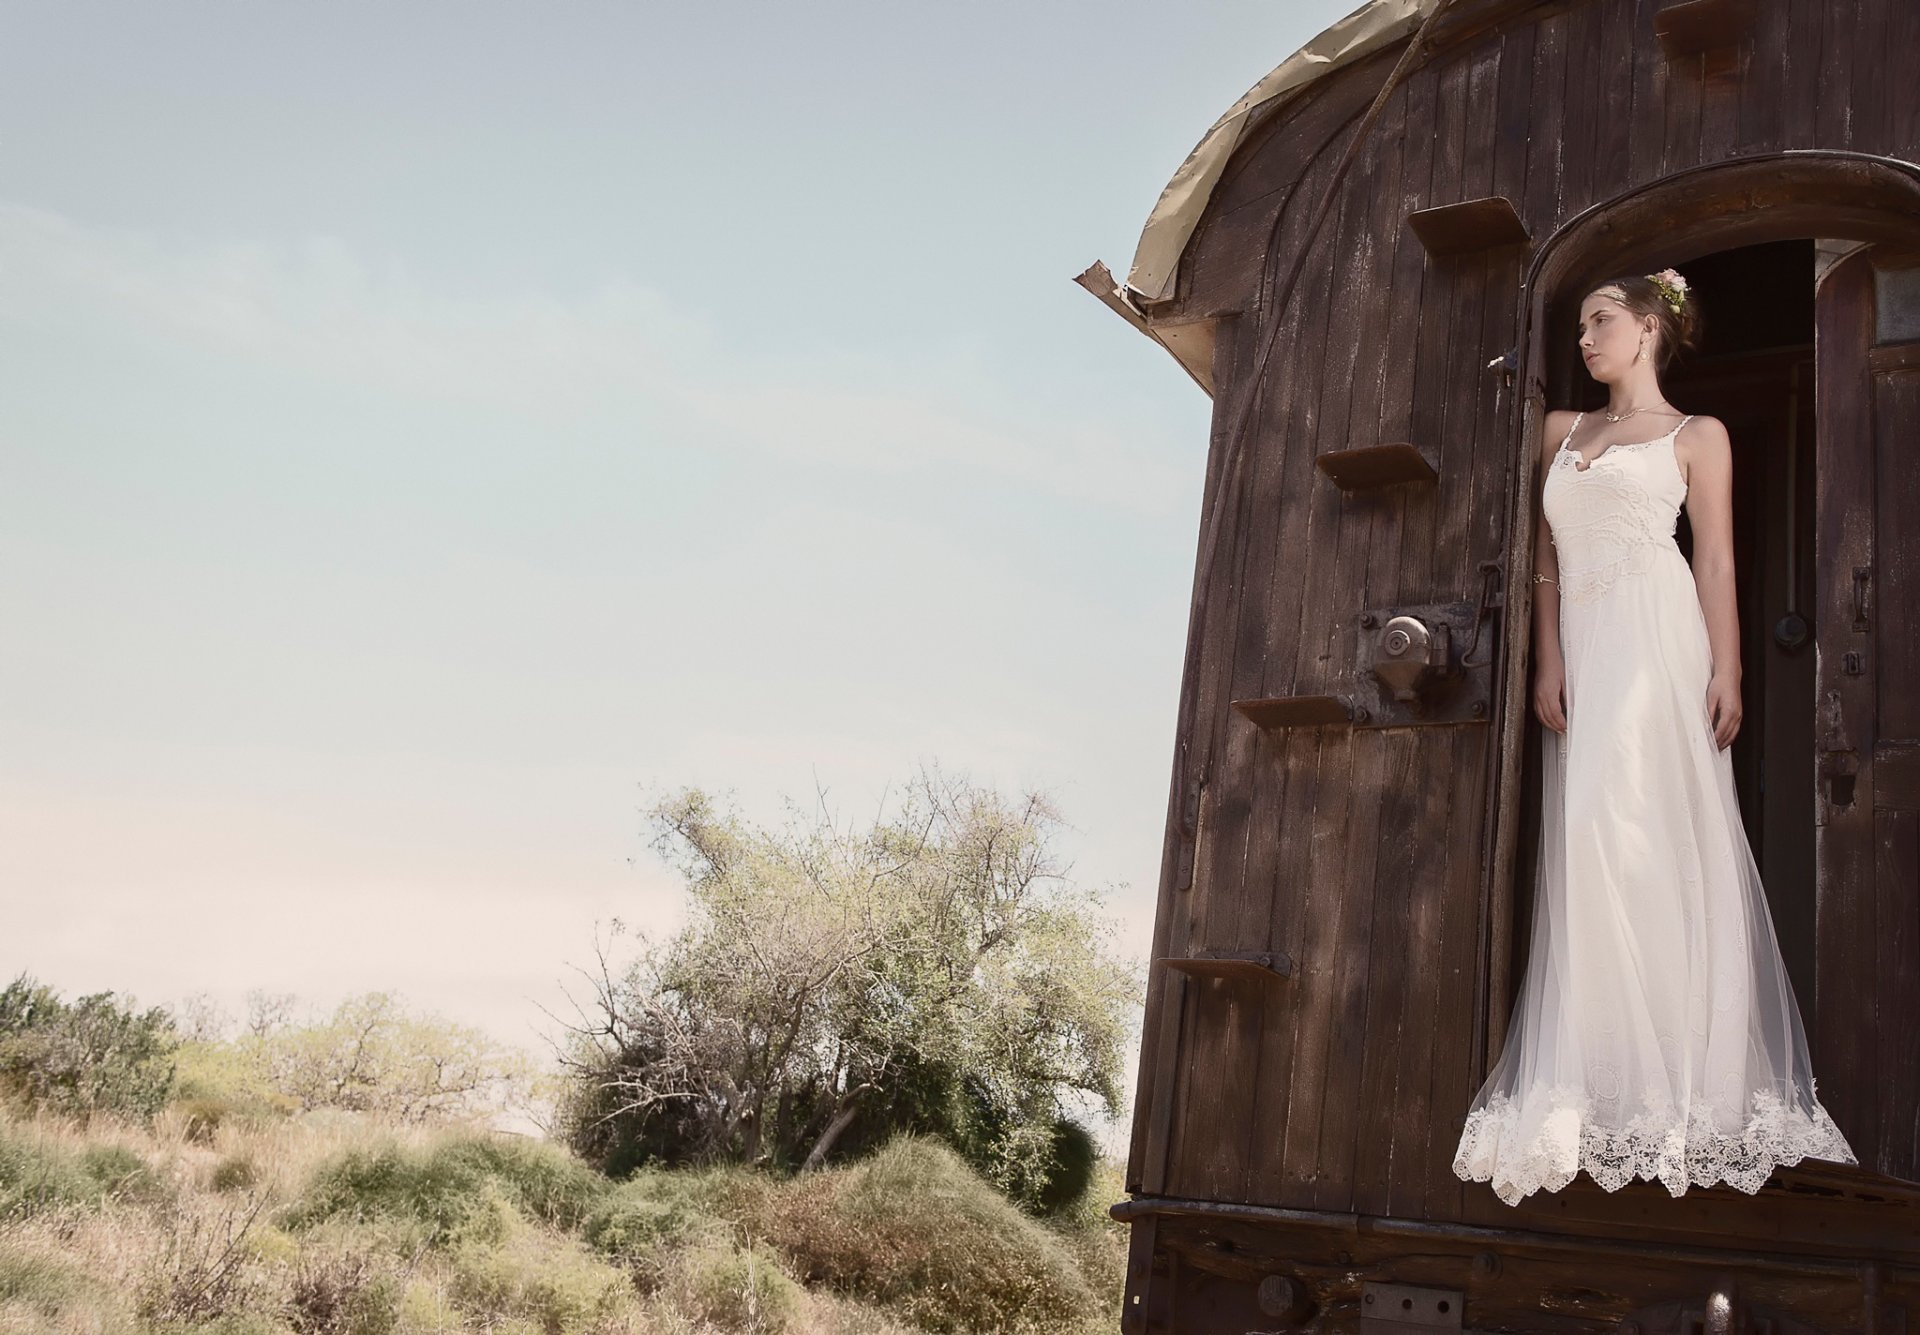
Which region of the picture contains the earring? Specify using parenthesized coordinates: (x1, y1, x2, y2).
(1638, 338, 1648, 363)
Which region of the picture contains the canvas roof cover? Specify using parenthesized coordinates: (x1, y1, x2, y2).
(1124, 0, 1442, 306)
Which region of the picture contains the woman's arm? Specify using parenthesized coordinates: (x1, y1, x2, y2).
(1678, 416, 1743, 748)
(1533, 411, 1571, 733)
(1533, 411, 1569, 656)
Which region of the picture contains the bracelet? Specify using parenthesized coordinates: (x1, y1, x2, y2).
(1531, 573, 1558, 584)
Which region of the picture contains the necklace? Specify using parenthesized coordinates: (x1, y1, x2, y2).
(1603, 401, 1671, 423)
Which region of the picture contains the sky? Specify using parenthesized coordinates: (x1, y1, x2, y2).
(0, 1, 1363, 1107)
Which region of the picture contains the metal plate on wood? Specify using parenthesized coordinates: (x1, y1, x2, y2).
(1360, 1282, 1462, 1334)
(1353, 599, 1494, 727)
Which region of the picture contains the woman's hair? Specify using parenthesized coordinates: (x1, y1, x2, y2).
(1584, 273, 1704, 375)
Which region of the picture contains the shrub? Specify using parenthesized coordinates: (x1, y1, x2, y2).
(0, 1124, 168, 1218)
(1031, 1120, 1100, 1217)
(135, 1195, 275, 1328)
(580, 1173, 731, 1288)
(426, 1133, 607, 1231)
(286, 1247, 402, 1335)
(0, 1246, 136, 1333)
(80, 1143, 168, 1204)
(211, 1153, 261, 1194)
(443, 1229, 633, 1334)
(282, 1132, 607, 1250)
(672, 1241, 805, 1333)
(749, 1137, 1097, 1334)
(281, 1142, 512, 1250)
(0, 974, 178, 1124)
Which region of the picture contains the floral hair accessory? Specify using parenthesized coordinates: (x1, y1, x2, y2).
(1645, 267, 1688, 313)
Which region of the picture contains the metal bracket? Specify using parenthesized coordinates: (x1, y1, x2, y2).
(1360, 1282, 1463, 1334)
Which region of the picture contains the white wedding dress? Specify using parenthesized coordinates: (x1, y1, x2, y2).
(1451, 411, 1857, 1207)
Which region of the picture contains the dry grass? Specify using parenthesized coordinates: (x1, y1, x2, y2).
(0, 1101, 1124, 1335)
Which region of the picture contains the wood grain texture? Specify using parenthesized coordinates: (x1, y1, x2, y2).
(1813, 250, 1879, 1165)
(1128, 313, 1250, 1196)
(1118, 0, 1920, 1263)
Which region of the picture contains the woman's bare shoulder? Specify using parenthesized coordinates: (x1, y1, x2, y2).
(1679, 412, 1727, 439)
(1675, 412, 1730, 467)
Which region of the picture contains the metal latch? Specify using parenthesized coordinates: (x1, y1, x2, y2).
(1354, 599, 1492, 727)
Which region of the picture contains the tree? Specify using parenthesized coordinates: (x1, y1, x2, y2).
(550, 763, 1139, 1208)
(177, 990, 537, 1126)
(0, 972, 179, 1123)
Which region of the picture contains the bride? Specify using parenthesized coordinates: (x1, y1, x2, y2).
(1450, 267, 1857, 1206)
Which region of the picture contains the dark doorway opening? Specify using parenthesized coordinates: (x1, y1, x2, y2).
(1511, 238, 1820, 1019)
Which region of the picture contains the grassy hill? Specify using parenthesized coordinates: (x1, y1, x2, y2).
(0, 1098, 1126, 1335)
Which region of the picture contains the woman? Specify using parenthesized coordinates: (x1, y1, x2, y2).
(1450, 269, 1857, 1206)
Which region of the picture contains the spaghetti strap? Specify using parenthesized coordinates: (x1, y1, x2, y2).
(1561, 411, 1584, 448)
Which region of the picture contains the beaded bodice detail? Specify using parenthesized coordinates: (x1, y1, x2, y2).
(1542, 412, 1692, 605)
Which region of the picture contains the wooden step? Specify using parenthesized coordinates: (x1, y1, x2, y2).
(1653, 0, 1755, 58)
(1406, 195, 1529, 256)
(1316, 442, 1438, 491)
(1161, 949, 1293, 983)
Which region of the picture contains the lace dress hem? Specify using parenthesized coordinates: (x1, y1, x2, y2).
(1451, 1083, 1859, 1207)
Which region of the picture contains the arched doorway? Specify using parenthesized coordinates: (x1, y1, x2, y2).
(1482, 151, 1920, 1182)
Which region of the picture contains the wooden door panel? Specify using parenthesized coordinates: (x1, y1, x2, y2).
(1815, 247, 1920, 1182)
(1813, 246, 1879, 1163)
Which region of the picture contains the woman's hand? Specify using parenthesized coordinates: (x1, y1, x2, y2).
(1534, 658, 1569, 734)
(1706, 672, 1743, 750)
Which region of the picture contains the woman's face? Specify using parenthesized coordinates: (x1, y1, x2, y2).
(1576, 292, 1651, 380)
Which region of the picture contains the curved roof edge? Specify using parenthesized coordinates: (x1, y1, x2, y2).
(1124, 0, 1440, 306)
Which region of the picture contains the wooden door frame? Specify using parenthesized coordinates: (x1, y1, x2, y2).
(1477, 150, 1920, 1077)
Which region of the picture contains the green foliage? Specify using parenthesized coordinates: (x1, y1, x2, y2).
(429, 1133, 609, 1231)
(0, 1247, 130, 1327)
(0, 1082, 1124, 1335)
(580, 1173, 731, 1283)
(673, 1241, 805, 1333)
(0, 1123, 168, 1217)
(0, 972, 179, 1123)
(1032, 1120, 1100, 1217)
(282, 1131, 609, 1249)
(210, 1152, 261, 1193)
(442, 1228, 633, 1334)
(555, 764, 1139, 1209)
(745, 1137, 1099, 1334)
(173, 993, 533, 1127)
(172, 1039, 301, 1134)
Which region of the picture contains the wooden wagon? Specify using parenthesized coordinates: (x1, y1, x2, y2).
(1077, 0, 1920, 1329)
